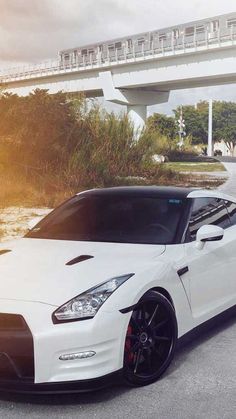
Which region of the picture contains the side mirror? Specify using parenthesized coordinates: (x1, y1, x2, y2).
(196, 224, 224, 250)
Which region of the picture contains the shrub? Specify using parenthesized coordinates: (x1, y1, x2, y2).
(0, 90, 180, 205)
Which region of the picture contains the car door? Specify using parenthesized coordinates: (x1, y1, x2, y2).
(222, 199, 236, 295)
(184, 197, 235, 321)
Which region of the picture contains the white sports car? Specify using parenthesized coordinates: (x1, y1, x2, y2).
(0, 186, 236, 393)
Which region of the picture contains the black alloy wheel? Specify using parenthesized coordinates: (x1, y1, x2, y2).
(123, 291, 177, 386)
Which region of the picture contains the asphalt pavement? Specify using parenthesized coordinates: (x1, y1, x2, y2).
(220, 161, 236, 197)
(1, 163, 236, 419)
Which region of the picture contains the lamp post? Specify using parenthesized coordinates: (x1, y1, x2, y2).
(207, 99, 213, 157)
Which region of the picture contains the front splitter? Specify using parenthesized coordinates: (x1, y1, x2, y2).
(0, 370, 123, 394)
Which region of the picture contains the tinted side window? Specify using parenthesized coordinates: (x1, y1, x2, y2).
(187, 198, 230, 241)
(225, 201, 236, 226)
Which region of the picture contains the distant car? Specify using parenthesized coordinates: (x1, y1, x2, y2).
(214, 149, 223, 156)
(0, 186, 236, 393)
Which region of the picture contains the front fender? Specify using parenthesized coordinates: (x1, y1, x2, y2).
(102, 259, 193, 338)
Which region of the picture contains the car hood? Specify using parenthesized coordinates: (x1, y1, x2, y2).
(0, 238, 166, 306)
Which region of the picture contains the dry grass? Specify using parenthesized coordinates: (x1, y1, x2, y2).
(0, 173, 75, 208)
(0, 167, 225, 210)
(176, 175, 225, 188)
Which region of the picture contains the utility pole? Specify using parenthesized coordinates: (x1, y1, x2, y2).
(207, 99, 213, 156)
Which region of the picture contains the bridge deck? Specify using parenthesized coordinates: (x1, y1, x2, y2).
(1, 28, 236, 85)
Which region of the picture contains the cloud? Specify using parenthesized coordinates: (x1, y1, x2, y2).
(0, 0, 135, 62)
(0, 0, 235, 63)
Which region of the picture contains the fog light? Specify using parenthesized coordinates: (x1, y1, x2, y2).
(59, 351, 96, 361)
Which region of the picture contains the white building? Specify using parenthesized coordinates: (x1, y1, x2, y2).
(214, 140, 236, 157)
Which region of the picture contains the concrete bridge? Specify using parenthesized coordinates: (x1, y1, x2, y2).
(1, 17, 236, 132)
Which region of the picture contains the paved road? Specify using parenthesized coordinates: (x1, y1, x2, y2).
(220, 162, 236, 197)
(1, 164, 236, 419)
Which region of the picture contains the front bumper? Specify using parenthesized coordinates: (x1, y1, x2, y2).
(0, 370, 123, 394)
(0, 300, 130, 391)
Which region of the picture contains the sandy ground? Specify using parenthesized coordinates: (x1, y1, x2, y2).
(0, 207, 51, 242)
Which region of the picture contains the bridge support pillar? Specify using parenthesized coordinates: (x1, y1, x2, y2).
(99, 71, 170, 136)
(127, 105, 147, 134)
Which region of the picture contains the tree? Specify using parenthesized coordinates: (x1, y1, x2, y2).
(212, 101, 236, 155)
(147, 113, 177, 140)
(0, 89, 81, 170)
(174, 101, 236, 152)
(174, 104, 208, 144)
(0, 89, 158, 188)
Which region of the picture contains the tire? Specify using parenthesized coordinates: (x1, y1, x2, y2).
(123, 291, 177, 386)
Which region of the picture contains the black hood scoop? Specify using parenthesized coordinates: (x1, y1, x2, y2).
(66, 255, 94, 266)
(0, 250, 11, 256)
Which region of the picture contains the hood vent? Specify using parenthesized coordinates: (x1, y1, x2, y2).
(66, 255, 94, 266)
(0, 250, 11, 256)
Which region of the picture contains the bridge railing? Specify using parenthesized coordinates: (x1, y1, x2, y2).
(1, 26, 236, 83)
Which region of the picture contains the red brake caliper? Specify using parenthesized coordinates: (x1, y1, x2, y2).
(125, 325, 134, 364)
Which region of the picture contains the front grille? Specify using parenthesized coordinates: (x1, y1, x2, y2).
(0, 313, 34, 382)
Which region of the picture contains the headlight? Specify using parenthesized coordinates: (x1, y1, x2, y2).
(52, 273, 134, 324)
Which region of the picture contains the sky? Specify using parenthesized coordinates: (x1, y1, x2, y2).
(0, 0, 235, 114)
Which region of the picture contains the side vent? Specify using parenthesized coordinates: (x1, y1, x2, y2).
(177, 266, 189, 277)
(66, 255, 94, 266)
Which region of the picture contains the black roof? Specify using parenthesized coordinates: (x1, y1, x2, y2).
(83, 186, 195, 199)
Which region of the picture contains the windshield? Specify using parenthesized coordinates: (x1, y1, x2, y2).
(26, 194, 186, 244)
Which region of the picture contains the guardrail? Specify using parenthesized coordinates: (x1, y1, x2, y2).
(1, 27, 236, 83)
